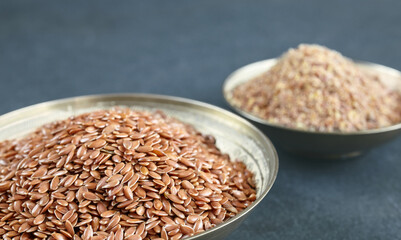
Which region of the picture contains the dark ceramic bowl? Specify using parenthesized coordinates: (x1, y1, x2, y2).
(223, 59, 401, 159)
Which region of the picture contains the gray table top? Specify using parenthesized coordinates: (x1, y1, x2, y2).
(1, 1, 400, 239)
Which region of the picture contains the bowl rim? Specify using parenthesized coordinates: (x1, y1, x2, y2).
(0, 93, 279, 239)
(223, 58, 401, 136)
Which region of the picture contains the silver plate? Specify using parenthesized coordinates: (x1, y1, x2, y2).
(223, 58, 401, 158)
(0, 93, 278, 240)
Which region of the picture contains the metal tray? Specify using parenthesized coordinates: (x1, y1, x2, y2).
(0, 93, 279, 240)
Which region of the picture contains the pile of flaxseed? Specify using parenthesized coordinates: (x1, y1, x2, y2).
(0, 108, 256, 240)
(232, 44, 401, 132)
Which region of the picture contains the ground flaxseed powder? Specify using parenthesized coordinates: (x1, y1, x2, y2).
(0, 108, 256, 240)
(232, 44, 401, 132)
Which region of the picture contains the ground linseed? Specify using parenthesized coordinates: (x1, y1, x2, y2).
(232, 44, 401, 132)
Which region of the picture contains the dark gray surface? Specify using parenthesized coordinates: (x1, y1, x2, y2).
(1, 1, 401, 239)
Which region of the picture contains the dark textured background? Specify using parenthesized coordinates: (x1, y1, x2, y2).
(1, 1, 401, 239)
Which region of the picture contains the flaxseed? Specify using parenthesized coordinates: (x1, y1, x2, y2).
(0, 108, 256, 239)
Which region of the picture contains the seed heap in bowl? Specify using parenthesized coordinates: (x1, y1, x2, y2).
(232, 44, 401, 132)
(0, 108, 256, 240)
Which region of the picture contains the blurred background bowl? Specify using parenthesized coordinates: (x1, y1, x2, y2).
(0, 93, 278, 240)
(223, 59, 401, 159)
